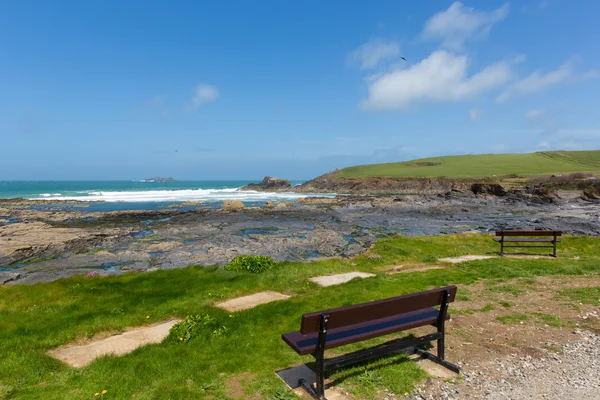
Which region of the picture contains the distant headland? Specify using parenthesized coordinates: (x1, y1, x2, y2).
(140, 177, 177, 182)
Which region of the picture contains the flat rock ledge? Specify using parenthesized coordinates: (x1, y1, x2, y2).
(0, 271, 21, 285)
(438, 255, 497, 264)
(309, 272, 376, 287)
(48, 319, 180, 368)
(215, 291, 291, 312)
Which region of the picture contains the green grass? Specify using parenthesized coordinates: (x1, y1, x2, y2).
(0, 234, 599, 399)
(336, 150, 600, 179)
(453, 304, 495, 315)
(498, 300, 513, 308)
(497, 314, 531, 325)
(559, 286, 600, 306)
(530, 313, 565, 327)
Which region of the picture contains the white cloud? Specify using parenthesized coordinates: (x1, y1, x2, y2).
(525, 108, 545, 119)
(190, 84, 219, 109)
(348, 39, 401, 69)
(536, 140, 551, 149)
(423, 2, 509, 50)
(469, 108, 483, 122)
(361, 50, 513, 110)
(497, 60, 598, 102)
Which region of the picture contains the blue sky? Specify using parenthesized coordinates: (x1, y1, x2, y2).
(1, 0, 599, 180)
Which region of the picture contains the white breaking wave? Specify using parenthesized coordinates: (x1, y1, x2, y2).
(39, 193, 62, 197)
(28, 188, 333, 202)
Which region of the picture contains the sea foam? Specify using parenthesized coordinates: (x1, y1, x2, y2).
(29, 188, 330, 203)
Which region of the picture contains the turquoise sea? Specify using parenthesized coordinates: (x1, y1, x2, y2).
(0, 180, 327, 212)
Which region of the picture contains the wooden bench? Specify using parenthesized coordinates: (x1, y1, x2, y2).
(494, 230, 562, 257)
(282, 286, 459, 399)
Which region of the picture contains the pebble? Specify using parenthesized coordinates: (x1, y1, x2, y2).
(405, 330, 600, 400)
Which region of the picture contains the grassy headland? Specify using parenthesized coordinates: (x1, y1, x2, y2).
(1, 233, 599, 399)
(337, 150, 600, 179)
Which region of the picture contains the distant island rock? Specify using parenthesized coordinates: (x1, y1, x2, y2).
(142, 177, 177, 182)
(241, 176, 292, 192)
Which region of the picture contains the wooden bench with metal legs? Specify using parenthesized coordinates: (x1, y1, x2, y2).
(282, 286, 459, 400)
(494, 230, 562, 257)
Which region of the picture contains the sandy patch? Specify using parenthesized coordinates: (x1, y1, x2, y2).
(386, 264, 447, 274)
(215, 291, 291, 312)
(48, 319, 180, 368)
(438, 255, 497, 264)
(309, 272, 376, 287)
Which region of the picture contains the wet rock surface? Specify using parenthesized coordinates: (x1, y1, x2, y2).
(1, 192, 599, 285)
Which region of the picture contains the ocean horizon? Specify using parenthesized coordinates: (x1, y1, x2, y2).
(0, 180, 325, 209)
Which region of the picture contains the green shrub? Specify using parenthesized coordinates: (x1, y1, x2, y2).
(224, 255, 277, 273)
(168, 314, 227, 343)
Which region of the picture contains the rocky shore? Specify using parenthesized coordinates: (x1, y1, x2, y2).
(1, 189, 599, 285)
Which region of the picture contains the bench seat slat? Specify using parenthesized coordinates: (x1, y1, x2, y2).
(495, 230, 561, 236)
(300, 286, 456, 334)
(282, 308, 444, 355)
(493, 238, 559, 243)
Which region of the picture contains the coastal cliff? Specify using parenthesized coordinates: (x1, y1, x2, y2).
(292, 171, 476, 194)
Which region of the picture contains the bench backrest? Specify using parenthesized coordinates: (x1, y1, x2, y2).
(495, 230, 562, 237)
(300, 285, 457, 335)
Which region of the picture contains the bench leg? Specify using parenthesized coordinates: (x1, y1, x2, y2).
(316, 350, 326, 399)
(553, 236, 557, 257)
(500, 239, 504, 256)
(437, 333, 445, 360)
(414, 348, 461, 373)
(310, 314, 329, 400)
(437, 289, 449, 361)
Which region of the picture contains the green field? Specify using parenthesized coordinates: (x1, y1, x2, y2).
(337, 150, 600, 179)
(1, 234, 599, 399)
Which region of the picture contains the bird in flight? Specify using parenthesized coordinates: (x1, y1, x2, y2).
(401, 57, 407, 61)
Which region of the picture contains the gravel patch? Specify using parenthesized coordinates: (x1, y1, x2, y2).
(408, 330, 600, 399)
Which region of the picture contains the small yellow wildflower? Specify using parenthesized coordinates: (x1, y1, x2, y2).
(102, 390, 107, 394)
(146, 315, 150, 319)
(94, 393, 100, 397)
(229, 315, 232, 318)
(179, 337, 183, 341)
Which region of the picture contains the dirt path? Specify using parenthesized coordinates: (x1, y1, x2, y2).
(408, 274, 600, 399)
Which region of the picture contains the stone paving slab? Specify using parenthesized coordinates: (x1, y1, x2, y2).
(48, 319, 180, 368)
(438, 255, 497, 264)
(309, 272, 375, 287)
(216, 291, 291, 312)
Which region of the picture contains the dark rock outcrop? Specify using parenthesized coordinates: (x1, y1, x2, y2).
(471, 183, 485, 195)
(470, 183, 507, 196)
(241, 176, 292, 192)
(487, 184, 507, 196)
